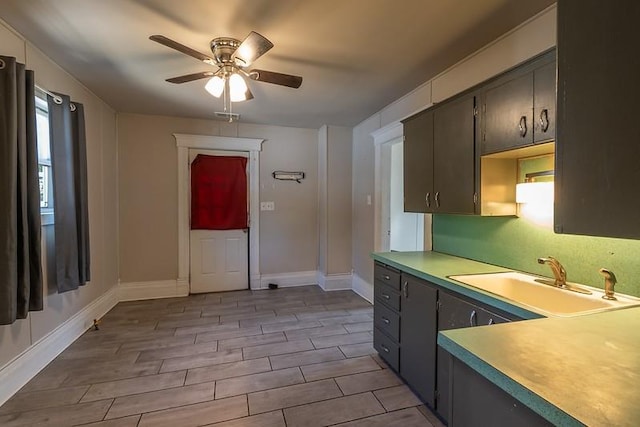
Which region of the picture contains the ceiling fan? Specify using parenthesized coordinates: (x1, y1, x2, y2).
(149, 31, 303, 108)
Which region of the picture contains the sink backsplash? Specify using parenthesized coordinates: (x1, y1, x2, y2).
(433, 214, 640, 298)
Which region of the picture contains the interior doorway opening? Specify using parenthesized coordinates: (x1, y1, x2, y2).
(389, 142, 424, 251)
(373, 122, 431, 254)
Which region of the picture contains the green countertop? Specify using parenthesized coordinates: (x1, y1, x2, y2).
(372, 251, 640, 426)
(371, 251, 543, 319)
(440, 308, 640, 427)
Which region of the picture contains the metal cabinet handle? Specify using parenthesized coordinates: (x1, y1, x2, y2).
(488, 318, 494, 325)
(403, 281, 409, 298)
(381, 344, 390, 353)
(383, 274, 390, 281)
(381, 293, 390, 300)
(434, 192, 440, 208)
(519, 116, 527, 137)
(425, 192, 431, 208)
(381, 317, 390, 325)
(469, 310, 477, 327)
(540, 109, 549, 132)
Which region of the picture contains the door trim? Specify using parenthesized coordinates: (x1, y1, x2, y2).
(174, 134, 264, 291)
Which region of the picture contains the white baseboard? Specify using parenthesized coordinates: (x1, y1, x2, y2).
(118, 280, 189, 302)
(317, 272, 353, 291)
(259, 271, 318, 289)
(352, 273, 373, 303)
(0, 285, 119, 407)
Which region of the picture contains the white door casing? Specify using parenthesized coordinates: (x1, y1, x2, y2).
(188, 149, 249, 293)
(175, 134, 264, 292)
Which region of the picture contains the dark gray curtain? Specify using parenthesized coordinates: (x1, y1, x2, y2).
(0, 55, 43, 325)
(48, 94, 90, 292)
(71, 102, 90, 284)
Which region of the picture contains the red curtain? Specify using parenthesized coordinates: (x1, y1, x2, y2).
(191, 155, 248, 230)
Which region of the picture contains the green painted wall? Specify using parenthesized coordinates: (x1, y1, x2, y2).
(433, 154, 640, 297)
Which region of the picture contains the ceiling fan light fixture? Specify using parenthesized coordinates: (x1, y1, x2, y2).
(229, 73, 248, 102)
(205, 75, 224, 98)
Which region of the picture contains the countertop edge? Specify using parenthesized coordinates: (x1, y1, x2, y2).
(437, 333, 585, 427)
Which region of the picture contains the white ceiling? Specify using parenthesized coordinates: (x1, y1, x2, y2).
(0, 0, 554, 128)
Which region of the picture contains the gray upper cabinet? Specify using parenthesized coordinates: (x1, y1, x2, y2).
(433, 94, 477, 214)
(533, 61, 555, 143)
(555, 0, 640, 239)
(482, 72, 534, 153)
(402, 94, 476, 215)
(481, 50, 555, 155)
(403, 110, 434, 212)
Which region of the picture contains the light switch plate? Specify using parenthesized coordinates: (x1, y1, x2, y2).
(260, 201, 275, 211)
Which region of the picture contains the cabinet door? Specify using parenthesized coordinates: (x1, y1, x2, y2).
(436, 291, 512, 422)
(403, 110, 434, 213)
(482, 73, 534, 154)
(400, 275, 438, 407)
(433, 95, 476, 214)
(555, 0, 640, 239)
(533, 61, 555, 143)
(450, 356, 552, 426)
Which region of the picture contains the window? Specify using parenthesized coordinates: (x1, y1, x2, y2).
(35, 93, 54, 223)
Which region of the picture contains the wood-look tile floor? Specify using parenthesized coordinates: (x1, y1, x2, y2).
(0, 286, 445, 427)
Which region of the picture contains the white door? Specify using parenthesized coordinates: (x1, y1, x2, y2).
(189, 149, 249, 293)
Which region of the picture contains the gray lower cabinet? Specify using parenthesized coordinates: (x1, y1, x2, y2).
(373, 262, 527, 424)
(373, 263, 401, 372)
(436, 290, 514, 424)
(447, 356, 552, 426)
(373, 263, 438, 409)
(399, 274, 438, 407)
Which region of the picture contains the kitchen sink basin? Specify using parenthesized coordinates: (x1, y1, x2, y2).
(448, 271, 640, 317)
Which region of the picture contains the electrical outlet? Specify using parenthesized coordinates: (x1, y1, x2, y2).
(260, 201, 275, 211)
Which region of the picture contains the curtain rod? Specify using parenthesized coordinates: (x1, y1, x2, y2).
(35, 85, 63, 105)
(0, 59, 74, 111)
(35, 84, 76, 111)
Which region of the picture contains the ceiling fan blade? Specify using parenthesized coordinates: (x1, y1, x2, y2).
(150, 35, 215, 65)
(232, 31, 274, 67)
(166, 71, 215, 84)
(249, 69, 303, 88)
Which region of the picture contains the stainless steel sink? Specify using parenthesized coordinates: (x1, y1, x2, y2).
(448, 271, 640, 317)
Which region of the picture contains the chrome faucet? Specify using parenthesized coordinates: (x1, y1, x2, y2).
(537, 257, 567, 288)
(599, 268, 617, 300)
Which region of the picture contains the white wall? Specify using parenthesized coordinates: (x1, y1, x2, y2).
(117, 114, 320, 284)
(0, 18, 119, 395)
(351, 5, 556, 294)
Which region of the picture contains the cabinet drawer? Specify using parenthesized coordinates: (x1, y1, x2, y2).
(374, 281, 401, 311)
(374, 327, 400, 371)
(374, 302, 400, 342)
(374, 264, 401, 290)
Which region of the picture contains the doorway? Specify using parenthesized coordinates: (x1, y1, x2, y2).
(175, 134, 263, 292)
(373, 122, 431, 253)
(381, 139, 424, 252)
(189, 150, 249, 293)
